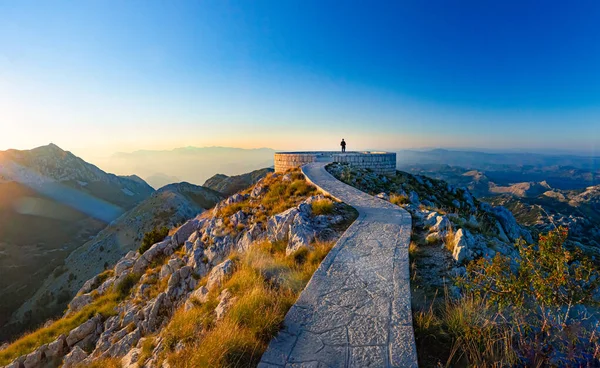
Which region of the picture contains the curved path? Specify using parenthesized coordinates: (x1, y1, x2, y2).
(259, 163, 417, 368)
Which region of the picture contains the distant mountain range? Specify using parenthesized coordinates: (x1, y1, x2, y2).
(96, 146, 275, 188)
(403, 153, 600, 257)
(399, 149, 599, 191)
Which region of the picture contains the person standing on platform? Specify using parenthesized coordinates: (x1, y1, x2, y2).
(341, 138, 346, 153)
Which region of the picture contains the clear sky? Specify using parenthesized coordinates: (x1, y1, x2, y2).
(1, 0, 599, 159)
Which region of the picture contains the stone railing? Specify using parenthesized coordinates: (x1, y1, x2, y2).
(274, 151, 396, 175)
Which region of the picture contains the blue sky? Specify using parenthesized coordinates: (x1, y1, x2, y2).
(1, 1, 599, 159)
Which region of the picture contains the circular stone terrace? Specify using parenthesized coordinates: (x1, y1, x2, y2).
(274, 151, 396, 175)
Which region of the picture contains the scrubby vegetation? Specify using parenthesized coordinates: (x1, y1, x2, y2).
(413, 227, 600, 367)
(139, 226, 169, 254)
(157, 239, 335, 367)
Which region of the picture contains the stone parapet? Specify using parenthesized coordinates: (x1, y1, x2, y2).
(274, 151, 396, 175)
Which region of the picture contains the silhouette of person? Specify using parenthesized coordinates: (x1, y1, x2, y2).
(340, 138, 346, 153)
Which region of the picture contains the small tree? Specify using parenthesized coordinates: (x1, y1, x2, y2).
(458, 227, 600, 365)
(139, 226, 169, 254)
(461, 227, 600, 311)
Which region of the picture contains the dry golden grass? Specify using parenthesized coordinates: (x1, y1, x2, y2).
(443, 227, 456, 253)
(163, 239, 334, 368)
(311, 199, 334, 216)
(75, 357, 122, 368)
(0, 293, 120, 366)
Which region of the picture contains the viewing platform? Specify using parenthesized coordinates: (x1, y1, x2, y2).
(274, 151, 396, 175)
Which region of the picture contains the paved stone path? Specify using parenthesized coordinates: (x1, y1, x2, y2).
(259, 163, 417, 368)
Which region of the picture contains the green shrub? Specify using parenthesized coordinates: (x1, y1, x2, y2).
(139, 226, 169, 254)
(115, 273, 141, 300)
(311, 199, 334, 216)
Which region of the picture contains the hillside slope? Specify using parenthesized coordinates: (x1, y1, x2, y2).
(0, 144, 154, 339)
(2, 183, 222, 343)
(0, 170, 356, 367)
(203, 168, 273, 196)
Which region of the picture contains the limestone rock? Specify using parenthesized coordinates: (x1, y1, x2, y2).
(267, 207, 299, 242)
(68, 293, 94, 314)
(23, 345, 46, 368)
(215, 289, 237, 321)
(286, 213, 315, 256)
(430, 216, 450, 234)
(115, 257, 135, 276)
(206, 259, 234, 290)
(451, 229, 474, 264)
(133, 238, 173, 274)
(172, 217, 204, 246)
(66, 315, 100, 347)
(190, 286, 209, 303)
(46, 334, 68, 359)
(121, 347, 141, 368)
(62, 346, 88, 368)
(106, 328, 141, 358)
(236, 223, 264, 253)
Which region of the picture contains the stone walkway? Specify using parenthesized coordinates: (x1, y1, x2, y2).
(259, 163, 417, 368)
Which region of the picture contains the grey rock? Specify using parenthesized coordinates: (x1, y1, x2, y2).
(206, 259, 234, 290)
(267, 207, 299, 242)
(452, 228, 474, 264)
(66, 316, 99, 347)
(45, 334, 67, 359)
(68, 293, 94, 314)
(286, 213, 315, 256)
(114, 257, 135, 276)
(62, 346, 88, 368)
(215, 289, 236, 321)
(23, 345, 46, 368)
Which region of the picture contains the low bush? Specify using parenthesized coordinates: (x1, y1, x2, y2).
(139, 226, 169, 254)
(311, 199, 334, 215)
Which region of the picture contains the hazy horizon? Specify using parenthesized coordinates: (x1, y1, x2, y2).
(2, 1, 599, 158)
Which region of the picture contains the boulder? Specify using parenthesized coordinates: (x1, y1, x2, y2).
(267, 207, 299, 242)
(206, 259, 234, 290)
(172, 217, 203, 246)
(106, 328, 141, 358)
(430, 216, 450, 233)
(190, 286, 209, 303)
(45, 334, 68, 360)
(229, 210, 246, 228)
(121, 347, 141, 368)
(286, 213, 315, 256)
(5, 358, 25, 368)
(452, 229, 474, 264)
(68, 293, 94, 314)
(225, 193, 245, 206)
(409, 191, 419, 205)
(236, 223, 264, 253)
(250, 182, 266, 198)
(97, 276, 116, 295)
(187, 245, 209, 277)
(115, 258, 135, 276)
(215, 289, 236, 321)
(66, 316, 99, 347)
(77, 275, 100, 295)
(23, 345, 46, 368)
(62, 346, 88, 368)
(133, 238, 173, 274)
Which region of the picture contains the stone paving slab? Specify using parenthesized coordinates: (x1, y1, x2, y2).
(259, 163, 417, 368)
